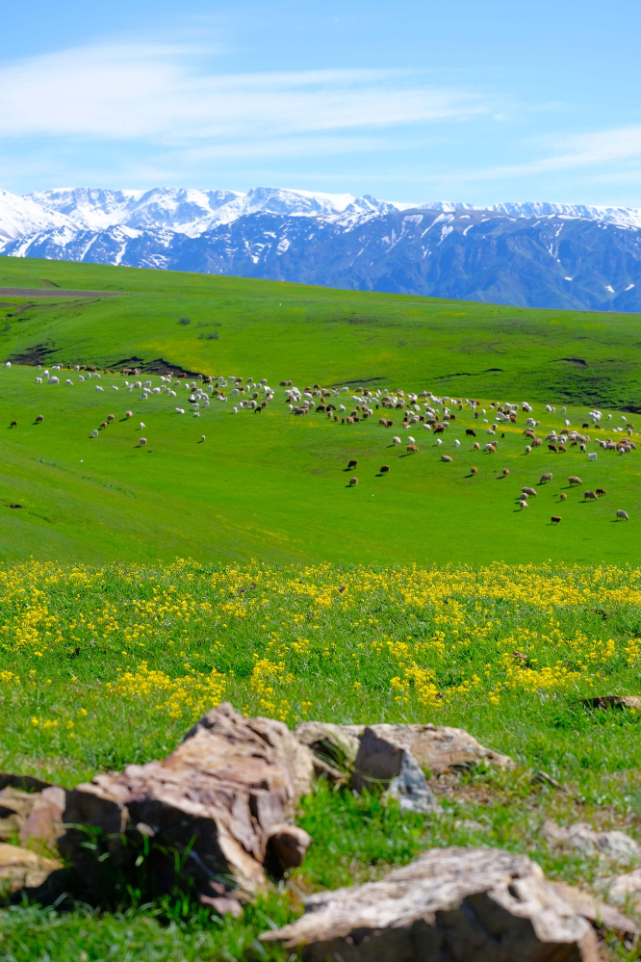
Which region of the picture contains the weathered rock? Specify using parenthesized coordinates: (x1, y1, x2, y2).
(0, 787, 37, 840)
(543, 820, 641, 862)
(383, 751, 437, 814)
(0, 842, 60, 891)
(552, 880, 639, 940)
(352, 723, 511, 794)
(295, 722, 363, 781)
(59, 703, 315, 902)
(20, 786, 66, 852)
(265, 824, 312, 871)
(262, 846, 620, 961)
(582, 695, 641, 711)
(603, 868, 641, 910)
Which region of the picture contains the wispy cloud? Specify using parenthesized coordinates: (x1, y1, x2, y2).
(0, 42, 488, 145)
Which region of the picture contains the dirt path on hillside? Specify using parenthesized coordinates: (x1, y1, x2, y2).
(0, 288, 130, 298)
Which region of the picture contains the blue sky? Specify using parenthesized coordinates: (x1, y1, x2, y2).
(2, 0, 641, 205)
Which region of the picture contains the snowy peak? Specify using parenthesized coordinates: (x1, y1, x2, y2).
(0, 188, 70, 242)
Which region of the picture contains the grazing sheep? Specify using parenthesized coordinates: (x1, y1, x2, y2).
(473, 442, 480, 450)
(522, 486, 537, 497)
(595, 488, 607, 497)
(201, 435, 206, 442)
(524, 445, 532, 454)
(551, 516, 562, 524)
(470, 466, 478, 475)
(407, 436, 416, 444)
(539, 472, 553, 485)
(175, 407, 185, 414)
(139, 438, 147, 446)
(35, 415, 43, 423)
(9, 420, 17, 428)
(502, 468, 510, 476)
(441, 455, 453, 462)
(95, 385, 104, 392)
(584, 490, 598, 501)
(616, 509, 629, 520)
(466, 429, 476, 437)
(568, 475, 582, 486)
(588, 451, 597, 461)
(349, 477, 358, 486)
(407, 444, 418, 454)
(392, 436, 401, 445)
(139, 422, 145, 429)
(380, 465, 390, 474)
(485, 443, 496, 453)
(91, 429, 99, 438)
(560, 492, 567, 502)
(126, 410, 133, 418)
(347, 460, 359, 471)
(519, 500, 528, 510)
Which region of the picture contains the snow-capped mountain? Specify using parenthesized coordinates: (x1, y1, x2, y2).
(3, 185, 641, 310)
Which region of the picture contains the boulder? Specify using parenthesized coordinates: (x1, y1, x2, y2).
(0, 842, 60, 892)
(295, 722, 363, 781)
(582, 696, 641, 711)
(604, 868, 641, 910)
(543, 820, 641, 862)
(58, 703, 315, 902)
(352, 723, 511, 794)
(20, 786, 67, 852)
(262, 846, 634, 961)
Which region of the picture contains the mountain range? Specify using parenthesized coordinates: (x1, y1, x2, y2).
(2, 186, 641, 311)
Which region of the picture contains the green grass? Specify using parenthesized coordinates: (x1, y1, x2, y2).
(1, 257, 641, 958)
(2, 562, 641, 959)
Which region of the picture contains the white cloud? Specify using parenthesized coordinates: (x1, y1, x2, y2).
(0, 42, 488, 144)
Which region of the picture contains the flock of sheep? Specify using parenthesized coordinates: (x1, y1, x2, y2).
(3, 363, 635, 524)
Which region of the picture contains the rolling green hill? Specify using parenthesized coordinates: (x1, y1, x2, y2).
(0, 255, 639, 565)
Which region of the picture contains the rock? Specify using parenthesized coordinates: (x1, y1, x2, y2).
(295, 722, 363, 781)
(352, 723, 511, 794)
(20, 786, 66, 852)
(0, 787, 38, 840)
(383, 751, 437, 814)
(262, 846, 611, 961)
(265, 824, 312, 872)
(543, 820, 641, 862)
(582, 695, 641, 711)
(552, 880, 639, 940)
(603, 868, 641, 910)
(59, 703, 315, 902)
(0, 842, 60, 891)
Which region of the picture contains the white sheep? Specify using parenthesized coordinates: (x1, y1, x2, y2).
(96, 385, 104, 392)
(4, 361, 10, 368)
(112, 385, 119, 391)
(91, 429, 99, 438)
(175, 407, 185, 414)
(140, 422, 145, 429)
(66, 379, 73, 386)
(588, 452, 597, 461)
(454, 439, 461, 447)
(392, 436, 401, 445)
(407, 436, 415, 444)
(49, 376, 59, 385)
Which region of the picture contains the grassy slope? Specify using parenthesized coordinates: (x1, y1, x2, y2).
(0, 257, 640, 565)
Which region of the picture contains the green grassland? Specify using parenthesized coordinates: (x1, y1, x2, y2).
(1, 258, 641, 960)
(0, 256, 640, 566)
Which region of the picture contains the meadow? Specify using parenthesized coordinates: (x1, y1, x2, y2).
(1, 257, 641, 959)
(2, 561, 641, 959)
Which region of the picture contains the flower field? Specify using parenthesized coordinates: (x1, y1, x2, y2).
(2, 560, 641, 787)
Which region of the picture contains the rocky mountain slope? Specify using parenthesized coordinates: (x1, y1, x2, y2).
(2, 186, 641, 310)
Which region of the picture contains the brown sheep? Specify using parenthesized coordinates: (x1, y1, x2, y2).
(595, 488, 607, 497)
(584, 490, 598, 501)
(540, 472, 553, 484)
(125, 410, 133, 418)
(548, 443, 558, 453)
(407, 444, 418, 454)
(379, 418, 388, 426)
(551, 516, 562, 524)
(558, 445, 567, 453)
(560, 492, 567, 501)
(380, 465, 390, 474)
(433, 424, 446, 434)
(107, 414, 115, 423)
(35, 415, 44, 423)
(441, 454, 453, 462)
(568, 476, 582, 486)
(9, 420, 17, 428)
(473, 442, 481, 450)
(99, 421, 108, 430)
(347, 460, 358, 469)
(346, 417, 354, 424)
(349, 477, 358, 486)
(470, 466, 478, 475)
(502, 468, 510, 476)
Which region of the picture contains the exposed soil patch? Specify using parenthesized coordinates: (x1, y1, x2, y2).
(0, 288, 129, 298)
(329, 376, 385, 387)
(111, 356, 204, 378)
(554, 357, 588, 367)
(6, 343, 57, 365)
